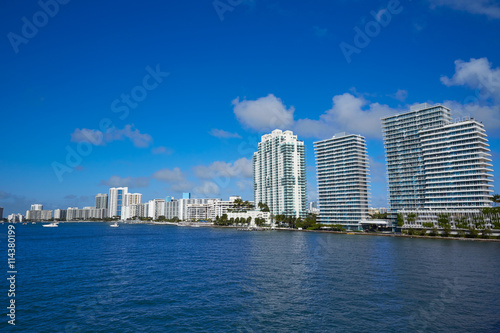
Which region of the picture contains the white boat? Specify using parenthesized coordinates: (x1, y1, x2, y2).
(42, 222, 59, 228)
(110, 222, 119, 227)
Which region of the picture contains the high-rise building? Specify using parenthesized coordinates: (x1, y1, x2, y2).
(148, 199, 165, 220)
(314, 133, 370, 228)
(95, 194, 108, 209)
(382, 104, 452, 212)
(253, 129, 307, 218)
(420, 119, 493, 209)
(122, 203, 148, 220)
(108, 187, 128, 217)
(54, 209, 67, 221)
(31, 204, 43, 211)
(0, 207, 3, 220)
(124, 193, 142, 206)
(382, 103, 494, 222)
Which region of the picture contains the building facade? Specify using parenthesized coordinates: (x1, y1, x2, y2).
(31, 204, 43, 211)
(95, 194, 108, 210)
(67, 207, 107, 220)
(314, 133, 370, 228)
(54, 209, 67, 220)
(253, 129, 307, 218)
(108, 187, 128, 217)
(382, 104, 452, 213)
(124, 193, 142, 206)
(122, 203, 148, 220)
(26, 209, 53, 221)
(148, 199, 166, 220)
(420, 119, 493, 209)
(382, 103, 494, 226)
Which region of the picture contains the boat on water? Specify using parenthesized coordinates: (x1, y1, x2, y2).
(110, 222, 119, 227)
(42, 222, 59, 228)
(32, 222, 36, 224)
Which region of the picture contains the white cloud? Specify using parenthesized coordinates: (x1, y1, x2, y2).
(209, 129, 242, 139)
(152, 167, 193, 193)
(439, 57, 500, 133)
(391, 89, 408, 102)
(232, 94, 295, 132)
(233, 93, 399, 140)
(152, 146, 173, 155)
(441, 58, 500, 102)
(429, 0, 500, 19)
(294, 93, 400, 139)
(71, 128, 104, 145)
(193, 181, 221, 198)
(100, 175, 150, 188)
(236, 179, 253, 191)
(194, 158, 253, 179)
(71, 125, 153, 148)
(152, 167, 186, 183)
(442, 100, 500, 131)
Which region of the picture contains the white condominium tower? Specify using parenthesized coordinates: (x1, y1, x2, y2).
(382, 103, 493, 213)
(420, 119, 493, 209)
(382, 104, 452, 212)
(314, 133, 370, 227)
(31, 204, 43, 211)
(253, 129, 307, 218)
(108, 187, 128, 217)
(124, 193, 142, 206)
(95, 193, 108, 209)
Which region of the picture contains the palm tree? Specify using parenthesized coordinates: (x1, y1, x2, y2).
(490, 194, 500, 207)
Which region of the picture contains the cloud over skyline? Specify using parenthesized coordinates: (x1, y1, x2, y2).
(71, 125, 153, 148)
(429, 0, 500, 19)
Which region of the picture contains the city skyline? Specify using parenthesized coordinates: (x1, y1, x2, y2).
(1, 1, 500, 215)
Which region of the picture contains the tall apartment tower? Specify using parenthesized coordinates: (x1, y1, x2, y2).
(382, 103, 493, 215)
(124, 193, 142, 206)
(381, 104, 452, 212)
(31, 204, 43, 211)
(314, 133, 370, 228)
(253, 129, 307, 218)
(420, 119, 493, 209)
(95, 193, 108, 209)
(108, 187, 128, 217)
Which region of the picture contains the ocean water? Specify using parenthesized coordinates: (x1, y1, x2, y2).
(1, 223, 500, 332)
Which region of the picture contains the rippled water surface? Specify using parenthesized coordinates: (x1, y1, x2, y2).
(1, 223, 500, 332)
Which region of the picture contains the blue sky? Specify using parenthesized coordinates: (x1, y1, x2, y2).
(1, 0, 500, 215)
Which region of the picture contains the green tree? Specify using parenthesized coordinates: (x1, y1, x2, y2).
(258, 202, 270, 212)
(437, 214, 451, 237)
(397, 213, 404, 227)
(406, 213, 418, 225)
(490, 194, 500, 207)
(473, 215, 486, 230)
(467, 227, 478, 238)
(455, 215, 469, 229)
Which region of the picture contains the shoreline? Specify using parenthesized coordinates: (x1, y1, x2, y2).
(17, 221, 500, 242)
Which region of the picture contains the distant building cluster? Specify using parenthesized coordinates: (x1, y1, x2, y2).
(3, 103, 495, 231)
